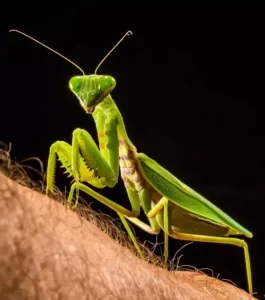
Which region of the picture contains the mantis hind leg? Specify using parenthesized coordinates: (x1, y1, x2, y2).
(147, 197, 253, 294)
(169, 231, 253, 295)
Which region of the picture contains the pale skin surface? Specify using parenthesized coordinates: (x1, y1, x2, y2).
(0, 173, 256, 300)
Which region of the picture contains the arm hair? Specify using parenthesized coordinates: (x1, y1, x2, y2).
(0, 174, 255, 300)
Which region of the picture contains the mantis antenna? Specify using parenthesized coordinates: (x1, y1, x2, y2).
(94, 30, 133, 74)
(9, 29, 85, 75)
(9, 29, 133, 75)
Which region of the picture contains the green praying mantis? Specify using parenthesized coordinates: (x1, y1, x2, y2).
(10, 29, 254, 295)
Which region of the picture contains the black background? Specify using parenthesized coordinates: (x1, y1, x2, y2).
(3, 5, 265, 298)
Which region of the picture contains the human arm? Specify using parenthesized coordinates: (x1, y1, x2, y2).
(0, 173, 256, 300)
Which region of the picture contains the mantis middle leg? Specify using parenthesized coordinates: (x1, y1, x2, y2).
(68, 183, 161, 258)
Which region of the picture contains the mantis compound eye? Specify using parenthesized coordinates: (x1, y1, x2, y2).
(69, 76, 81, 94)
(98, 76, 116, 92)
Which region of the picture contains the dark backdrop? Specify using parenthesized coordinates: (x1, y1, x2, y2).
(3, 6, 264, 298)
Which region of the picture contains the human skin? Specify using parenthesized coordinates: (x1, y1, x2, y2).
(0, 173, 256, 300)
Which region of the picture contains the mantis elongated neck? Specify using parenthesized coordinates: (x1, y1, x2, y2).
(95, 95, 135, 149)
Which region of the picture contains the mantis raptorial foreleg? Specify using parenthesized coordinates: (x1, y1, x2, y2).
(47, 126, 139, 213)
(45, 125, 146, 257)
(46, 127, 118, 197)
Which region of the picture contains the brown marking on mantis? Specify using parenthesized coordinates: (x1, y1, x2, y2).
(122, 167, 135, 175)
(119, 155, 129, 160)
(134, 175, 141, 183)
(118, 139, 125, 145)
(98, 131, 105, 138)
(152, 191, 161, 204)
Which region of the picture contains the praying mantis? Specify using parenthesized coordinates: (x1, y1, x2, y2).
(9, 29, 254, 295)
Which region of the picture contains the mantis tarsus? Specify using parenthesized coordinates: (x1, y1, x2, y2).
(10, 29, 254, 295)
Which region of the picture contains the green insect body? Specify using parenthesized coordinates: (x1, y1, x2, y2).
(45, 74, 253, 295)
(9, 30, 254, 295)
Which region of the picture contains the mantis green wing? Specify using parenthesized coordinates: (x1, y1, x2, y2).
(137, 153, 252, 237)
(128, 152, 253, 294)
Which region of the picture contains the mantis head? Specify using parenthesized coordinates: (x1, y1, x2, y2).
(9, 29, 130, 114)
(69, 75, 116, 113)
